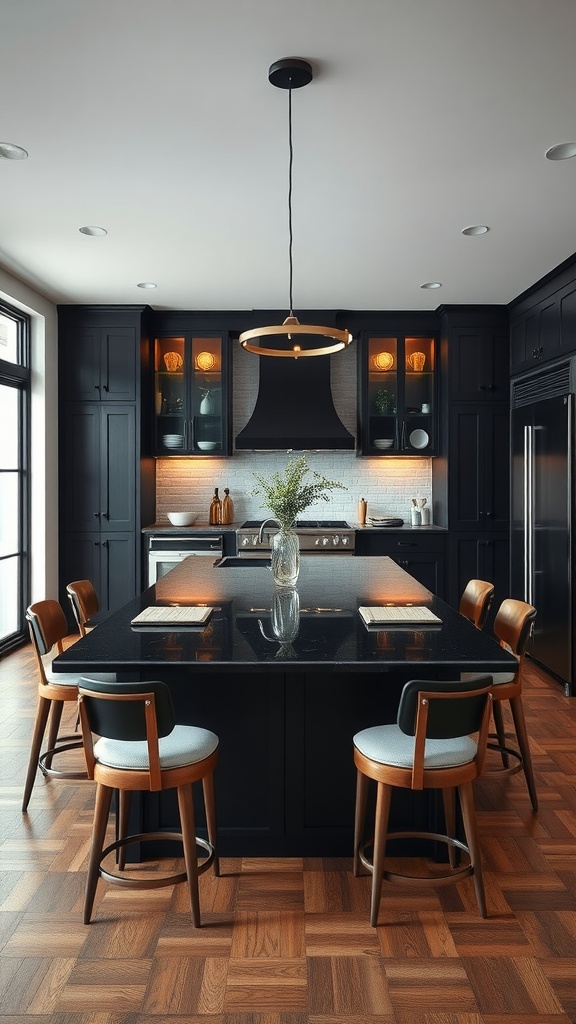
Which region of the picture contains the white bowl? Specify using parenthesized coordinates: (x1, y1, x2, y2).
(197, 441, 218, 451)
(166, 512, 198, 526)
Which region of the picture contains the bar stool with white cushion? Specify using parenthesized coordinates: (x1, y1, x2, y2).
(463, 597, 538, 811)
(353, 675, 493, 926)
(22, 600, 116, 812)
(78, 677, 220, 926)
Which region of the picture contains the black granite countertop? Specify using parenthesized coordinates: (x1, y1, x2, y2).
(143, 520, 448, 535)
(142, 521, 238, 534)
(55, 555, 515, 676)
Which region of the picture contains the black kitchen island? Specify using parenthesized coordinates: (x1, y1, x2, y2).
(53, 556, 516, 856)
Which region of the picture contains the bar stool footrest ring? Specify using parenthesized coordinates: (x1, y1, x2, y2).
(99, 832, 216, 888)
(359, 830, 474, 887)
(38, 740, 87, 780)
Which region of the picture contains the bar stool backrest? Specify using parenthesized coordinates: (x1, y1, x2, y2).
(78, 677, 176, 742)
(492, 599, 536, 658)
(397, 675, 493, 740)
(459, 579, 495, 630)
(66, 580, 100, 635)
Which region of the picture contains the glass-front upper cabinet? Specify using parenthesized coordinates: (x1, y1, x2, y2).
(153, 333, 231, 455)
(358, 334, 437, 455)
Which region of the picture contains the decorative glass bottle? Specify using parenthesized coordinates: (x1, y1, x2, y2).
(270, 525, 300, 587)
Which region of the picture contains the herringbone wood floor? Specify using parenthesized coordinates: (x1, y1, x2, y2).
(1, 639, 576, 1023)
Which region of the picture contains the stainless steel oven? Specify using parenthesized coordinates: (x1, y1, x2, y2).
(147, 534, 224, 585)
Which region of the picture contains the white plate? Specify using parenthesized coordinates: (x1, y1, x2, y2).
(409, 428, 430, 449)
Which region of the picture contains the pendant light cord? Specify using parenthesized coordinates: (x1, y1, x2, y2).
(288, 84, 294, 318)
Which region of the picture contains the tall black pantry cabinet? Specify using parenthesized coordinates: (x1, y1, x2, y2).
(58, 306, 156, 624)
(434, 306, 510, 622)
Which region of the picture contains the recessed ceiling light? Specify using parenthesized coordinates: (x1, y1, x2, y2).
(545, 142, 576, 161)
(79, 225, 107, 236)
(0, 142, 28, 160)
(462, 225, 490, 236)
(421, 281, 442, 289)
(137, 282, 157, 289)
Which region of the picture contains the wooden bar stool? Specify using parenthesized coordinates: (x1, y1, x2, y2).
(77, 677, 220, 926)
(484, 598, 538, 810)
(353, 676, 493, 926)
(66, 580, 101, 636)
(459, 579, 495, 630)
(22, 600, 116, 812)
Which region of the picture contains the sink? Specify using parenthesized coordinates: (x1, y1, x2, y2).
(215, 556, 271, 568)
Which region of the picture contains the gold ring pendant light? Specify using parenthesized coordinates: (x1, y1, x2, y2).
(239, 58, 352, 358)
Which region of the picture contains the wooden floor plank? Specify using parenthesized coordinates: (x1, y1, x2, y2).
(2, 642, 576, 1020)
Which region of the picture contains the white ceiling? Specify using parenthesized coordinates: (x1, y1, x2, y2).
(2, 0, 576, 312)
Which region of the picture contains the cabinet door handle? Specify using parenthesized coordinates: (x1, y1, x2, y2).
(101, 511, 108, 519)
(397, 541, 417, 548)
(94, 512, 100, 519)
(94, 541, 100, 546)
(479, 384, 487, 391)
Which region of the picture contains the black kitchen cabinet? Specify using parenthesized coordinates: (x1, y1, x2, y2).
(357, 331, 438, 456)
(153, 330, 231, 456)
(448, 404, 509, 531)
(60, 532, 137, 617)
(435, 306, 510, 612)
(354, 531, 446, 598)
(448, 533, 509, 629)
(447, 323, 509, 401)
(58, 305, 155, 624)
(61, 404, 136, 533)
(60, 325, 137, 402)
(509, 256, 576, 375)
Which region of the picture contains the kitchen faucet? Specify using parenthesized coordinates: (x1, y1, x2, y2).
(258, 518, 280, 543)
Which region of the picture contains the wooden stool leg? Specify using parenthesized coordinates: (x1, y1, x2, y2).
(442, 787, 457, 869)
(509, 695, 539, 812)
(202, 772, 220, 877)
(458, 781, 487, 918)
(84, 783, 113, 924)
(370, 782, 392, 927)
(491, 699, 509, 767)
(117, 790, 131, 871)
(44, 700, 65, 769)
(353, 769, 370, 876)
(177, 783, 201, 927)
(22, 696, 52, 812)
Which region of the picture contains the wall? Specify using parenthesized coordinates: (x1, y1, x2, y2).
(156, 339, 432, 525)
(0, 268, 58, 601)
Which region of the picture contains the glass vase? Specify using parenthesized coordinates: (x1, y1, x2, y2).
(271, 526, 300, 587)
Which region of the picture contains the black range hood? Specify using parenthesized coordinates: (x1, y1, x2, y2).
(235, 352, 355, 451)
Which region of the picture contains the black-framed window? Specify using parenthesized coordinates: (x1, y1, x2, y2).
(0, 302, 30, 655)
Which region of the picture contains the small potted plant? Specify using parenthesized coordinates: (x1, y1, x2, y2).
(373, 387, 396, 415)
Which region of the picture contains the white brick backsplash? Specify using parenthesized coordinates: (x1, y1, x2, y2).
(156, 342, 432, 525)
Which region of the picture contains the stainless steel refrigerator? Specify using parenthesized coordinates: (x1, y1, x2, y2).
(511, 358, 574, 696)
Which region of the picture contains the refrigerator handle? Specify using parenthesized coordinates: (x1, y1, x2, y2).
(524, 423, 533, 605)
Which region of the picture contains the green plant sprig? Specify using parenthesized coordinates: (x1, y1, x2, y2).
(252, 455, 347, 530)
